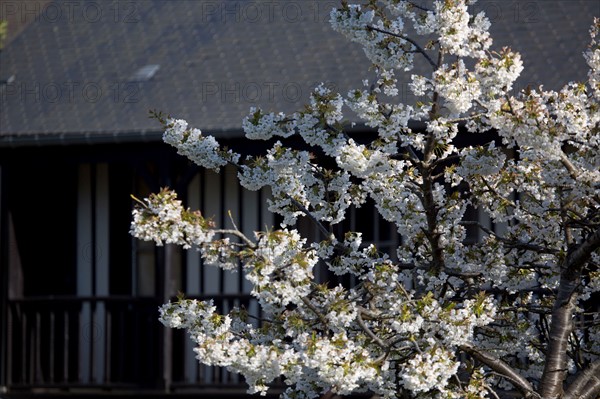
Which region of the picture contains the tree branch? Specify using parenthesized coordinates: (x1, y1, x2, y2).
(577, 378, 600, 399)
(459, 344, 537, 398)
(212, 229, 256, 249)
(540, 279, 578, 398)
(560, 152, 579, 180)
(564, 360, 600, 399)
(400, 0, 431, 12)
(357, 308, 387, 348)
(300, 296, 330, 331)
(366, 25, 437, 69)
(540, 227, 600, 398)
(460, 221, 560, 254)
(288, 195, 332, 239)
(565, 226, 600, 276)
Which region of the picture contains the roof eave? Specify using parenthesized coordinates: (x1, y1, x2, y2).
(0, 121, 428, 148)
(0, 130, 164, 148)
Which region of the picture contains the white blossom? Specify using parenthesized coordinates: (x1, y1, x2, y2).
(132, 3, 600, 398)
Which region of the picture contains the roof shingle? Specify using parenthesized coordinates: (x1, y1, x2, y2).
(0, 0, 598, 145)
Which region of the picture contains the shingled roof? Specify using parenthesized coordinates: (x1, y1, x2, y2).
(0, 0, 598, 146)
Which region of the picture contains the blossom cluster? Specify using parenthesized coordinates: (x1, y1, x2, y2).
(163, 118, 240, 171)
(238, 142, 359, 225)
(130, 188, 214, 248)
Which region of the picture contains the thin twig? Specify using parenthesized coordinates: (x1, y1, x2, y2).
(212, 229, 256, 249)
(288, 196, 332, 239)
(402, 0, 431, 12)
(300, 296, 330, 330)
(366, 25, 437, 69)
(357, 309, 387, 348)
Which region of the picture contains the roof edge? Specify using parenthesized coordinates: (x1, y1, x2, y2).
(0, 130, 164, 148)
(0, 121, 428, 148)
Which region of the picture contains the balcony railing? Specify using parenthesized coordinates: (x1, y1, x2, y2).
(4, 294, 260, 394)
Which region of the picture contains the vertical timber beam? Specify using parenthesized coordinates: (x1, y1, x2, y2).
(0, 164, 8, 393)
(158, 155, 172, 392)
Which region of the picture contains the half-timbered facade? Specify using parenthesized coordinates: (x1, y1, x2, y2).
(0, 0, 597, 397)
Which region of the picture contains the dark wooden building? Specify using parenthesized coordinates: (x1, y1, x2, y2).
(0, 0, 597, 397)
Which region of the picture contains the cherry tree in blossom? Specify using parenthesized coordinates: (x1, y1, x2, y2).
(131, 1, 600, 398)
